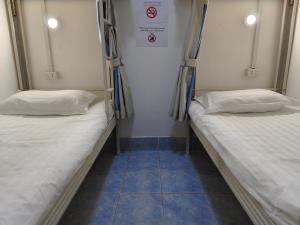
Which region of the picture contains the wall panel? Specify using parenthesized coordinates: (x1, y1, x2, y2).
(197, 0, 283, 90)
(287, 1, 300, 99)
(0, 0, 18, 100)
(21, 0, 104, 90)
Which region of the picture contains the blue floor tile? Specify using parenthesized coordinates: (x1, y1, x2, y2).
(161, 170, 203, 193)
(122, 169, 161, 193)
(163, 194, 219, 225)
(81, 171, 124, 193)
(59, 193, 119, 225)
(127, 151, 159, 171)
(114, 194, 163, 225)
(159, 151, 198, 171)
(158, 137, 186, 151)
(61, 138, 252, 225)
(121, 138, 158, 150)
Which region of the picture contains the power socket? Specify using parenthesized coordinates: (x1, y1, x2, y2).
(246, 68, 258, 77)
(45, 72, 59, 81)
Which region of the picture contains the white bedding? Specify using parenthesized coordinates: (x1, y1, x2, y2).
(0, 101, 109, 225)
(189, 101, 300, 225)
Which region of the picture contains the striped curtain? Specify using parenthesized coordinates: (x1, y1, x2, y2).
(97, 0, 133, 119)
(169, 0, 208, 121)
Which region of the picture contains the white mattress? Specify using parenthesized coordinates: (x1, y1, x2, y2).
(189, 101, 300, 225)
(0, 101, 109, 225)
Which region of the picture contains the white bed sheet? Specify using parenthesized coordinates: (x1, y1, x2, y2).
(189, 101, 300, 225)
(0, 101, 109, 225)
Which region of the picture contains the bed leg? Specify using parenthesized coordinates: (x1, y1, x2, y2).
(186, 126, 190, 155)
(116, 124, 121, 155)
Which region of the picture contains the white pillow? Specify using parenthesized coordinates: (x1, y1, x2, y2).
(0, 90, 97, 115)
(194, 89, 290, 114)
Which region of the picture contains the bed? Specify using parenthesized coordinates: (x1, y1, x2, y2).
(0, 95, 116, 225)
(189, 96, 300, 225)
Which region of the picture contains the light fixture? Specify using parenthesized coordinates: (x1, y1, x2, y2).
(245, 14, 257, 26)
(47, 18, 59, 29)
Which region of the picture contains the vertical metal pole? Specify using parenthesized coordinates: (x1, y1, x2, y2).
(282, 0, 299, 93)
(96, 0, 111, 123)
(116, 121, 121, 154)
(274, 0, 288, 90)
(250, 0, 263, 69)
(10, 0, 17, 16)
(41, 0, 55, 74)
(6, 0, 32, 90)
(186, 122, 190, 155)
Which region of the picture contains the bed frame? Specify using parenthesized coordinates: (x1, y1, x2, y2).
(190, 120, 277, 225)
(35, 85, 118, 225)
(41, 116, 116, 225)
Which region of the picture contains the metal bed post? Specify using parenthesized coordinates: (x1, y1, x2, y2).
(274, 0, 300, 93)
(116, 120, 121, 154)
(97, 0, 120, 154)
(274, 0, 288, 91)
(186, 123, 191, 155)
(5, 0, 32, 90)
(281, 0, 300, 94)
(250, 0, 263, 71)
(96, 0, 110, 121)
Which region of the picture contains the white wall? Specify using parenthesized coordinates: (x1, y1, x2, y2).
(115, 0, 190, 137)
(21, 0, 104, 90)
(0, 0, 18, 101)
(197, 0, 283, 90)
(286, 2, 300, 99)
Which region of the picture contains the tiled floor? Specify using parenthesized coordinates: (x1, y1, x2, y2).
(59, 138, 253, 225)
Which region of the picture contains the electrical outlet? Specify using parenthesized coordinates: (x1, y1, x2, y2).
(45, 72, 59, 81)
(246, 68, 258, 77)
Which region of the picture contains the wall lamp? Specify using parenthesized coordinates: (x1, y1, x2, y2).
(47, 17, 59, 29)
(245, 14, 257, 26)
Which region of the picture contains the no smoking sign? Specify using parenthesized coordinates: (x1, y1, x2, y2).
(148, 33, 156, 43)
(146, 6, 157, 19)
(135, 0, 168, 47)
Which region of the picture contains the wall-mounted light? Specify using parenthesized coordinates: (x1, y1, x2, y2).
(245, 14, 257, 26)
(47, 18, 59, 29)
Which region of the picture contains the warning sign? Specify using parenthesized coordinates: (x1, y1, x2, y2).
(146, 7, 157, 19)
(148, 33, 156, 43)
(135, 0, 168, 47)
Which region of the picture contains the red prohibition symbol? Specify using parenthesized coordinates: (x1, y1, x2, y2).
(148, 33, 156, 43)
(146, 6, 157, 19)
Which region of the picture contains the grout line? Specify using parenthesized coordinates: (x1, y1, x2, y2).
(162, 192, 204, 195)
(158, 150, 163, 194)
(157, 137, 165, 225)
(111, 193, 121, 225)
(101, 191, 228, 195)
(161, 192, 165, 225)
(115, 192, 164, 195)
(112, 150, 129, 225)
(119, 150, 130, 193)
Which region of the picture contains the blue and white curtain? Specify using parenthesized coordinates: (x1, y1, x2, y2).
(169, 0, 208, 121)
(97, 0, 133, 119)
